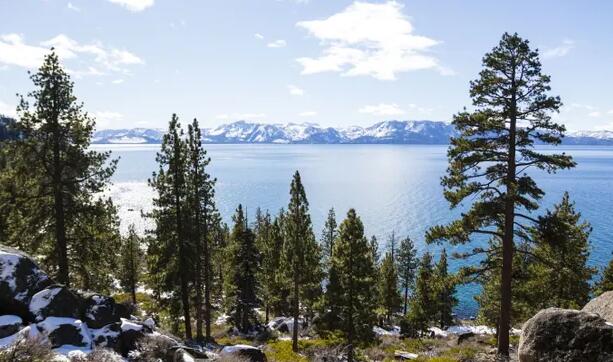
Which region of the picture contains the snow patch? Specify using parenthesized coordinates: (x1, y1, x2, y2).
(446, 325, 496, 335)
(120, 318, 143, 332)
(221, 344, 260, 353)
(0, 315, 22, 326)
(0, 251, 20, 293)
(30, 287, 62, 320)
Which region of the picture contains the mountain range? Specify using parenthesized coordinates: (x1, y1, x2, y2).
(90, 120, 613, 145)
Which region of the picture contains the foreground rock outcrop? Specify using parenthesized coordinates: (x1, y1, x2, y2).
(0, 245, 168, 358)
(582, 290, 613, 323)
(518, 307, 613, 362)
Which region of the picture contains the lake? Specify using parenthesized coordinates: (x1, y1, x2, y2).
(95, 144, 613, 317)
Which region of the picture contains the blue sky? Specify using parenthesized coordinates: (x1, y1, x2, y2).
(0, 0, 612, 131)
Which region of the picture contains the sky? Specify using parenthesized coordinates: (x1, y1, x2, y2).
(0, 0, 612, 131)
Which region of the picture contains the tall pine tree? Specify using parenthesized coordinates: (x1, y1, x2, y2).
(1, 51, 119, 288)
(397, 236, 418, 315)
(282, 171, 323, 351)
(332, 209, 377, 362)
(321, 208, 337, 272)
(426, 33, 575, 355)
(186, 118, 217, 341)
(596, 254, 613, 297)
(147, 114, 193, 339)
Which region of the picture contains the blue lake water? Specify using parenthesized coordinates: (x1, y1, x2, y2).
(95, 144, 613, 317)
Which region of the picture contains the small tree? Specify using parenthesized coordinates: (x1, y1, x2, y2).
(225, 204, 260, 333)
(397, 236, 418, 315)
(527, 192, 595, 309)
(378, 252, 402, 324)
(406, 252, 436, 335)
(119, 224, 144, 305)
(321, 207, 338, 270)
(434, 249, 457, 328)
(596, 254, 613, 296)
(332, 209, 377, 362)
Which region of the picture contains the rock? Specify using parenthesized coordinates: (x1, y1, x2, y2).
(518, 307, 613, 362)
(170, 348, 197, 362)
(90, 322, 122, 351)
(117, 318, 147, 356)
(456, 331, 475, 345)
(29, 285, 82, 321)
(82, 293, 122, 329)
(0, 246, 52, 320)
(394, 350, 419, 360)
(582, 290, 613, 323)
(0, 315, 23, 338)
(37, 317, 91, 348)
(221, 344, 267, 362)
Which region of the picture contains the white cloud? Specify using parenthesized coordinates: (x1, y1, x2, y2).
(0, 33, 143, 76)
(94, 111, 124, 128)
(296, 1, 445, 80)
(0, 100, 16, 117)
(288, 85, 304, 96)
(267, 39, 287, 48)
(112, 79, 125, 84)
(299, 111, 317, 117)
(543, 39, 575, 59)
(359, 103, 405, 116)
(107, 0, 154, 12)
(254, 33, 264, 40)
(67, 2, 81, 12)
(216, 113, 266, 120)
(608, 109, 613, 115)
(588, 111, 602, 118)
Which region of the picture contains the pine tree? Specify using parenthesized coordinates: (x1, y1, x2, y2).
(370, 235, 381, 265)
(147, 114, 193, 339)
(0, 51, 119, 288)
(596, 254, 613, 296)
(332, 209, 377, 362)
(119, 224, 144, 305)
(426, 33, 575, 355)
(406, 252, 435, 335)
(434, 249, 457, 328)
(321, 208, 337, 271)
(186, 118, 217, 341)
(526, 192, 595, 309)
(387, 231, 397, 259)
(255, 209, 286, 323)
(378, 252, 402, 324)
(397, 236, 418, 315)
(282, 171, 323, 351)
(225, 205, 260, 333)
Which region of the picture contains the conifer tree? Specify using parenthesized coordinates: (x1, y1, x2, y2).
(282, 171, 323, 351)
(407, 252, 435, 335)
(370, 235, 381, 265)
(332, 209, 377, 362)
(0, 51, 119, 288)
(387, 231, 397, 259)
(397, 236, 418, 315)
(256, 209, 286, 323)
(225, 204, 260, 333)
(147, 114, 193, 339)
(119, 224, 144, 305)
(596, 254, 613, 296)
(378, 252, 402, 324)
(526, 192, 595, 309)
(321, 208, 337, 271)
(186, 118, 217, 341)
(426, 33, 575, 355)
(434, 249, 457, 328)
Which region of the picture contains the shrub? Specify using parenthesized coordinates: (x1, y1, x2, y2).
(129, 333, 178, 361)
(0, 335, 54, 362)
(68, 348, 124, 362)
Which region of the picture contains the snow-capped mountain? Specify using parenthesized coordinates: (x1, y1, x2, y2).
(90, 120, 613, 145)
(92, 128, 165, 144)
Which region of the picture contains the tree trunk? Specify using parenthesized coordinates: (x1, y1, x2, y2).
(52, 123, 69, 287)
(497, 80, 518, 357)
(131, 283, 137, 305)
(194, 192, 203, 341)
(292, 277, 299, 352)
(403, 280, 408, 315)
(204, 208, 212, 341)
